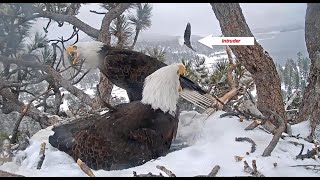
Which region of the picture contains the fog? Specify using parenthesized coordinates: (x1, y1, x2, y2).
(30, 3, 307, 40)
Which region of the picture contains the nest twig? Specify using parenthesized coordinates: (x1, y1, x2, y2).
(156, 165, 176, 177)
(36, 142, 46, 170)
(235, 137, 257, 153)
(77, 159, 95, 177)
(243, 160, 265, 177)
(296, 146, 320, 160)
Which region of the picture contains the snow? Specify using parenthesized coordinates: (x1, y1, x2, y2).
(111, 86, 129, 102)
(1, 111, 319, 177)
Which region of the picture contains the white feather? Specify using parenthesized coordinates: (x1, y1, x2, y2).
(141, 64, 180, 115)
(73, 41, 104, 68)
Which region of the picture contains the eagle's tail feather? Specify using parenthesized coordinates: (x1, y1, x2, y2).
(180, 89, 217, 110)
(49, 125, 74, 153)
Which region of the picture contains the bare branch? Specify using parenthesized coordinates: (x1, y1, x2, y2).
(133, 171, 163, 177)
(0, 85, 53, 127)
(296, 145, 320, 160)
(207, 165, 221, 177)
(10, 88, 51, 144)
(77, 159, 95, 177)
(262, 110, 286, 157)
(156, 165, 176, 177)
(98, 3, 132, 44)
(243, 160, 265, 177)
(285, 89, 300, 110)
(0, 75, 50, 89)
(0, 55, 96, 108)
(0, 170, 24, 177)
(36, 142, 46, 170)
(72, 68, 91, 85)
(235, 137, 257, 153)
(33, 6, 99, 38)
(89, 10, 106, 15)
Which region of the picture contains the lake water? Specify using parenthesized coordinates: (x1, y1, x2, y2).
(256, 29, 308, 65)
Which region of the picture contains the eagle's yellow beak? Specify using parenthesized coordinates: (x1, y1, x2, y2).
(66, 45, 79, 65)
(177, 63, 186, 76)
(177, 64, 186, 92)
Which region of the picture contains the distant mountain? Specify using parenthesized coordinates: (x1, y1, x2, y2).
(252, 21, 305, 34)
(137, 33, 177, 42)
(135, 33, 225, 64)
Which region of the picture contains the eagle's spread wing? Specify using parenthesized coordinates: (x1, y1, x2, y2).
(184, 23, 191, 45)
(49, 101, 179, 171)
(183, 23, 196, 52)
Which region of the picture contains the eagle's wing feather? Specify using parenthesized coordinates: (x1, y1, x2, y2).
(98, 47, 166, 101)
(184, 23, 191, 44)
(183, 23, 196, 52)
(49, 102, 178, 170)
(98, 46, 204, 100)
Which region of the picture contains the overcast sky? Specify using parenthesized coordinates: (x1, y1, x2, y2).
(32, 3, 307, 40)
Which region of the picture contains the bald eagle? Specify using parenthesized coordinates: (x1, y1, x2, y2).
(65, 41, 206, 101)
(49, 64, 185, 171)
(184, 22, 196, 52)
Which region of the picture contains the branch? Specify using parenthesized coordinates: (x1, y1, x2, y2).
(36, 142, 46, 170)
(0, 75, 50, 89)
(262, 110, 286, 157)
(10, 88, 51, 144)
(0, 170, 24, 177)
(77, 159, 95, 177)
(98, 3, 131, 44)
(285, 89, 300, 110)
(207, 165, 221, 177)
(290, 164, 320, 167)
(0, 55, 96, 109)
(235, 137, 257, 153)
(156, 165, 176, 177)
(0, 78, 53, 126)
(296, 146, 320, 160)
(89, 10, 106, 15)
(33, 6, 99, 38)
(243, 160, 265, 177)
(133, 171, 164, 177)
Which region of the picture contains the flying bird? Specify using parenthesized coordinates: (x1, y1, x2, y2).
(66, 41, 206, 102)
(184, 22, 196, 52)
(49, 63, 185, 170)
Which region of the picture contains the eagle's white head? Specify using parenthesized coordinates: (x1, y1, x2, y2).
(65, 41, 104, 67)
(141, 63, 186, 116)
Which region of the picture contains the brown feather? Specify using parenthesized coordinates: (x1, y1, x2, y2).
(96, 46, 205, 101)
(49, 101, 179, 171)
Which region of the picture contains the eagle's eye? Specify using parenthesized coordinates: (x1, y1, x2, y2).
(68, 52, 76, 60)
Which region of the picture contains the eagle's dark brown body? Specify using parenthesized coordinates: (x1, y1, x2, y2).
(49, 101, 179, 170)
(96, 46, 205, 101)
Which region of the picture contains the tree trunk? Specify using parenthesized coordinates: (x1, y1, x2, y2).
(210, 3, 286, 127)
(93, 4, 131, 108)
(130, 28, 140, 50)
(295, 3, 320, 141)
